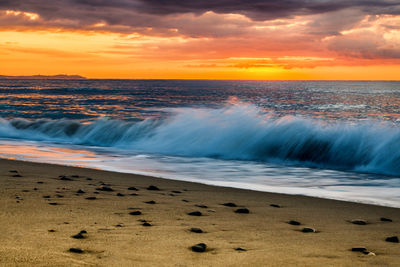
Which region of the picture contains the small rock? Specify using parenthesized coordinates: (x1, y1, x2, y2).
(130, 193, 139, 196)
(363, 251, 376, 256)
(12, 174, 22, 177)
(9, 170, 18, 173)
(48, 202, 58, 205)
(42, 195, 51, 198)
(69, 248, 83, 253)
(96, 186, 113, 192)
(222, 202, 237, 207)
(33, 188, 38, 191)
(188, 211, 202, 216)
(235, 208, 249, 214)
(60, 176, 73, 181)
(172, 190, 181, 194)
(117, 193, 125, 197)
(128, 187, 138, 191)
(55, 194, 64, 198)
(270, 204, 281, 208)
(76, 189, 85, 194)
(147, 185, 160, 191)
(142, 222, 152, 226)
(71, 175, 80, 178)
(22, 190, 29, 192)
(72, 233, 86, 239)
(85, 196, 96, 200)
(144, 200, 156, 204)
(385, 236, 399, 243)
(195, 204, 208, 209)
(191, 243, 207, 253)
(235, 247, 247, 251)
(48, 229, 56, 232)
(381, 217, 393, 222)
(182, 199, 189, 202)
(352, 247, 367, 252)
(301, 227, 316, 233)
(129, 210, 142, 215)
(37, 181, 44, 184)
(86, 177, 93, 181)
(115, 224, 123, 227)
(288, 220, 301, 226)
(190, 228, 203, 233)
(80, 230, 87, 234)
(350, 219, 367, 225)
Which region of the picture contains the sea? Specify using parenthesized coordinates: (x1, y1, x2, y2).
(1, 79, 400, 207)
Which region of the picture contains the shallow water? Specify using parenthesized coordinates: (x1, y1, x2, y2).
(1, 79, 400, 207)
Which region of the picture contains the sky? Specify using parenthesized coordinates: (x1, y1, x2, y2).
(0, 0, 399, 80)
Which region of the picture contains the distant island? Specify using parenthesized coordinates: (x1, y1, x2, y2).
(0, 74, 87, 80)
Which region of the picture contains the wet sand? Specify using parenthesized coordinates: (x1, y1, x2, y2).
(0, 158, 399, 266)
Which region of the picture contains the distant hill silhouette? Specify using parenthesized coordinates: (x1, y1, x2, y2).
(0, 74, 86, 80)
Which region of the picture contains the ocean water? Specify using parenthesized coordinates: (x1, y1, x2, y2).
(1, 79, 400, 207)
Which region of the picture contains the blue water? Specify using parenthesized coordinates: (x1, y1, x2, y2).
(1, 79, 400, 207)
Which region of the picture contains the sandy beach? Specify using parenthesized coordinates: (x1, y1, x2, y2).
(0, 158, 399, 266)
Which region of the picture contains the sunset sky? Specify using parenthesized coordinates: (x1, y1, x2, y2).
(0, 0, 399, 80)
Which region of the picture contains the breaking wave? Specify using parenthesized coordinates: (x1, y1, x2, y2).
(1, 103, 400, 176)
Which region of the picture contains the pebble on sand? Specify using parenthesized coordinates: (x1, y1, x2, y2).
(128, 187, 139, 191)
(235, 247, 247, 251)
(85, 196, 97, 200)
(195, 204, 208, 209)
(142, 222, 152, 226)
(12, 174, 22, 177)
(350, 219, 367, 225)
(385, 236, 399, 243)
(144, 200, 156, 204)
(380, 217, 393, 222)
(59, 176, 73, 181)
(129, 210, 142, 215)
(172, 190, 182, 194)
(69, 248, 84, 253)
(301, 227, 316, 233)
(96, 186, 114, 192)
(147, 185, 160, 191)
(72, 232, 87, 239)
(288, 220, 301, 226)
(351, 247, 367, 252)
(235, 208, 250, 214)
(48, 229, 56, 232)
(191, 243, 207, 253)
(48, 202, 58, 205)
(270, 204, 281, 208)
(76, 189, 85, 194)
(117, 193, 125, 197)
(187, 211, 202, 216)
(221, 202, 237, 207)
(190, 228, 203, 233)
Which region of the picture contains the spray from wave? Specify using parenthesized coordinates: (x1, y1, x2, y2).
(1, 102, 400, 176)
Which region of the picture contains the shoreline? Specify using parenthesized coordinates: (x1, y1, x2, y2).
(1, 158, 399, 266)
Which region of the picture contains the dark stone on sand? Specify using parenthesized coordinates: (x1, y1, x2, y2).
(128, 187, 138, 191)
(48, 229, 56, 232)
(60, 176, 73, 181)
(12, 174, 22, 177)
(182, 199, 189, 202)
(21, 190, 29, 192)
(172, 190, 181, 194)
(270, 204, 281, 208)
(56, 194, 64, 198)
(188, 211, 202, 216)
(33, 188, 38, 191)
(381, 217, 393, 222)
(37, 181, 44, 184)
(352, 247, 367, 252)
(147, 185, 160, 191)
(385, 236, 399, 243)
(301, 227, 316, 233)
(130, 193, 139, 196)
(144, 200, 156, 204)
(69, 248, 84, 253)
(71, 175, 80, 178)
(143, 222, 152, 226)
(77, 189, 85, 194)
(288, 220, 301, 226)
(351, 219, 367, 225)
(9, 170, 18, 173)
(235, 247, 247, 251)
(85, 196, 97, 200)
(169, 194, 176, 196)
(191, 243, 207, 252)
(43, 195, 51, 198)
(48, 202, 58, 205)
(80, 230, 87, 234)
(94, 192, 99, 194)
(86, 177, 93, 180)
(235, 208, 249, 214)
(117, 193, 125, 197)
(129, 210, 142, 215)
(222, 202, 237, 207)
(96, 186, 113, 192)
(190, 228, 203, 233)
(72, 233, 86, 239)
(195, 205, 208, 209)
(115, 224, 123, 227)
